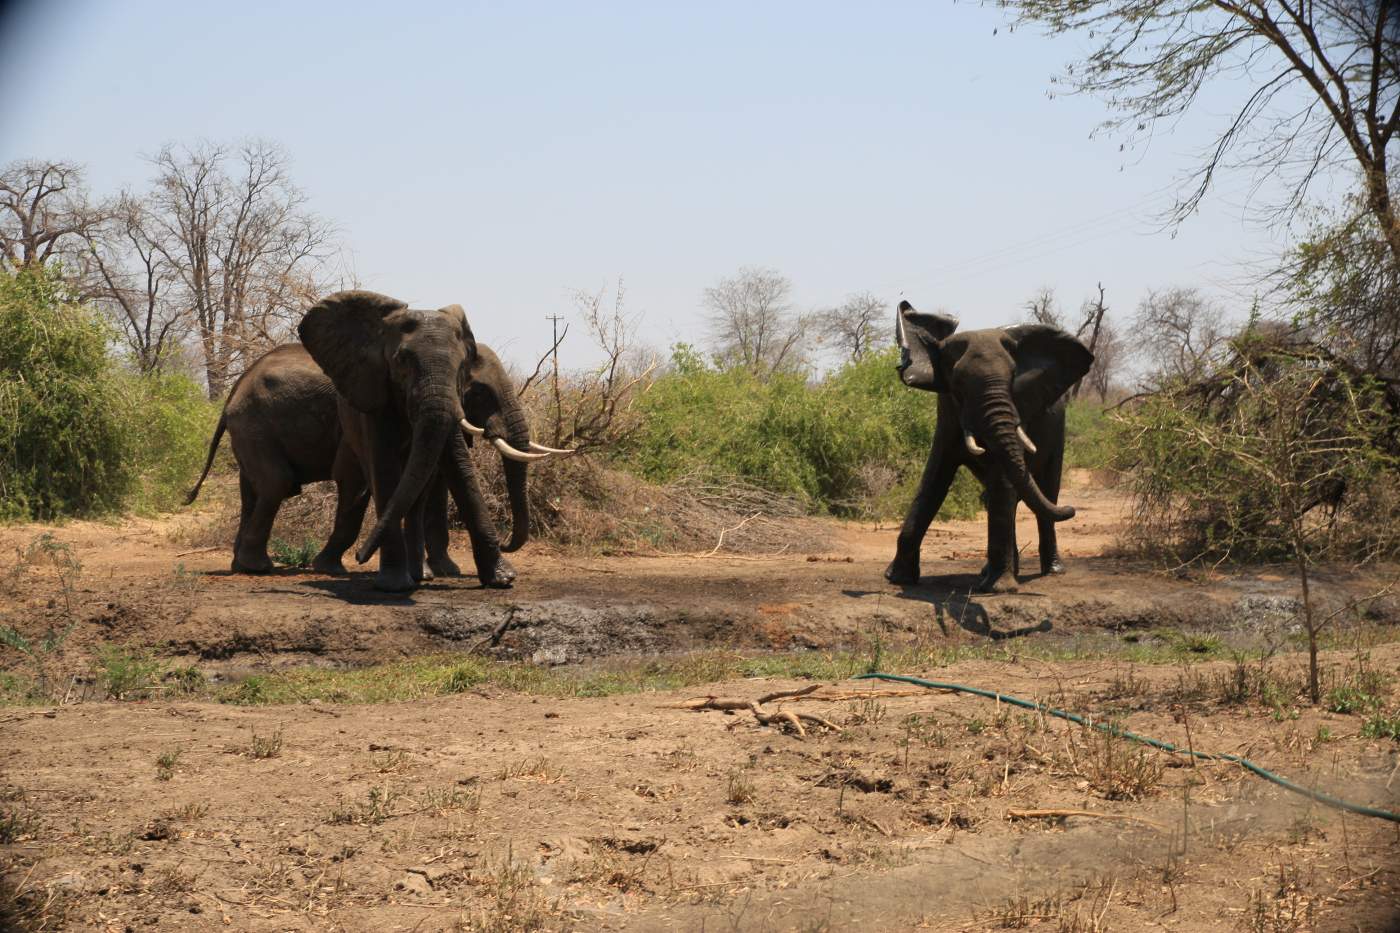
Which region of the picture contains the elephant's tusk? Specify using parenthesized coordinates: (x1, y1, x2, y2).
(1017, 426, 1038, 455)
(528, 441, 577, 456)
(895, 305, 907, 348)
(493, 437, 553, 462)
(460, 417, 486, 437)
(964, 431, 986, 456)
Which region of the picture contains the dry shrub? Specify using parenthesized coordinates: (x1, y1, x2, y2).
(473, 452, 825, 555)
(175, 472, 352, 554)
(180, 449, 824, 559)
(1115, 333, 1400, 565)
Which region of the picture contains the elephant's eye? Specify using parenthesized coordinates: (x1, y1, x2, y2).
(399, 319, 419, 334)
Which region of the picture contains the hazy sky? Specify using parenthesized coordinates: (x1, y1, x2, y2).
(0, 0, 1337, 369)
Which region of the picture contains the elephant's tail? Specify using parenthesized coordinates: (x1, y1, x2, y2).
(185, 414, 227, 505)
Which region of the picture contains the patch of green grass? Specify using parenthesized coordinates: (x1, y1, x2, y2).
(1326, 684, 1383, 714)
(97, 646, 166, 700)
(1360, 711, 1400, 740)
(155, 748, 181, 781)
(269, 538, 318, 569)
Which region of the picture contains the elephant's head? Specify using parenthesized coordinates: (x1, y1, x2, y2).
(461, 344, 559, 553)
(299, 289, 484, 564)
(895, 299, 1093, 523)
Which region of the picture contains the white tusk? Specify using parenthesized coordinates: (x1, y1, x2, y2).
(493, 437, 553, 462)
(895, 305, 907, 348)
(460, 417, 485, 437)
(528, 441, 576, 456)
(964, 431, 986, 456)
(1017, 426, 1038, 455)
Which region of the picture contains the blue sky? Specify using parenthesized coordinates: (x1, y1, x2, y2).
(0, 0, 1329, 369)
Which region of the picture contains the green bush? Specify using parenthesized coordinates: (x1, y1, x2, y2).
(1064, 399, 1116, 470)
(0, 268, 136, 519)
(121, 371, 219, 513)
(615, 345, 980, 519)
(0, 266, 218, 521)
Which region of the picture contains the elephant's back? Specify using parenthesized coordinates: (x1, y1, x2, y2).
(225, 344, 341, 482)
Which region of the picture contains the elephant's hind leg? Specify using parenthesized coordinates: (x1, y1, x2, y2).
(424, 476, 463, 578)
(233, 472, 290, 575)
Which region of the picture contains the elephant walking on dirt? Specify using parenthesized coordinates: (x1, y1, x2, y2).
(186, 291, 568, 590)
(885, 300, 1093, 593)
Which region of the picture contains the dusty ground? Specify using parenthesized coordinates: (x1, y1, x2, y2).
(2, 473, 1399, 930)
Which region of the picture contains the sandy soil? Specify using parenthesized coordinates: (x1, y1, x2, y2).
(2, 474, 1399, 931)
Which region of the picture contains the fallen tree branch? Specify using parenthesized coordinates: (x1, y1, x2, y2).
(1005, 807, 1165, 829)
(663, 689, 839, 738)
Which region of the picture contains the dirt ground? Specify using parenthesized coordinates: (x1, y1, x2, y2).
(2, 473, 1399, 931)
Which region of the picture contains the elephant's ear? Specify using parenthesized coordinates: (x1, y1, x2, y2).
(896, 299, 959, 392)
(464, 342, 509, 430)
(298, 290, 407, 413)
(1004, 324, 1094, 417)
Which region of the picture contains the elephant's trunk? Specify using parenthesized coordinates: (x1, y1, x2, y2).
(499, 402, 532, 553)
(356, 404, 455, 564)
(972, 383, 1075, 523)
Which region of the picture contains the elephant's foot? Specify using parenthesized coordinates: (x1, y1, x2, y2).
(975, 563, 1018, 594)
(478, 556, 516, 589)
(231, 552, 273, 575)
(884, 557, 920, 586)
(427, 554, 463, 578)
(1041, 556, 1065, 576)
(311, 552, 347, 576)
(372, 567, 417, 593)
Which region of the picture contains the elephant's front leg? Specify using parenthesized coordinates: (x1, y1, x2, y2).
(1033, 441, 1066, 577)
(313, 446, 369, 576)
(443, 437, 515, 588)
(977, 478, 1019, 593)
(886, 439, 960, 586)
(405, 495, 428, 584)
(365, 425, 414, 592)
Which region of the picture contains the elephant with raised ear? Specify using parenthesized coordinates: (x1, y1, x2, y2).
(885, 300, 1093, 593)
(298, 289, 513, 592)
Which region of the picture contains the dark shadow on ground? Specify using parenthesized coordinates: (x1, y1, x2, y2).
(843, 575, 1053, 641)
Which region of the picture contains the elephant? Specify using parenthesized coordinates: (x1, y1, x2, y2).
(186, 291, 567, 590)
(884, 300, 1094, 593)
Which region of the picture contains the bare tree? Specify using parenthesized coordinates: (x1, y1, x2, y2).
(146, 141, 334, 397)
(0, 160, 110, 271)
(1084, 318, 1124, 399)
(1024, 287, 1062, 327)
(1023, 284, 1123, 399)
(818, 291, 884, 364)
(518, 280, 657, 451)
(1133, 287, 1228, 385)
(1007, 0, 1400, 262)
(703, 266, 809, 378)
(81, 195, 187, 373)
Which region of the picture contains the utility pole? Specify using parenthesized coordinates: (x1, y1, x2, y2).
(546, 313, 565, 446)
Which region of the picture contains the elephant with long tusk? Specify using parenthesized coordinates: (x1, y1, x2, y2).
(887, 299, 1093, 593)
(185, 291, 575, 591)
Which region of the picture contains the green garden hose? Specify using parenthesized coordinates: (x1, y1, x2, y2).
(854, 672, 1400, 824)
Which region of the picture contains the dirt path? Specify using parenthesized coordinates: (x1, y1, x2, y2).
(1, 475, 1395, 675)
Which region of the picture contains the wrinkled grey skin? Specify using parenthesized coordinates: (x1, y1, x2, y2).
(187, 291, 531, 592)
(885, 300, 1093, 593)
